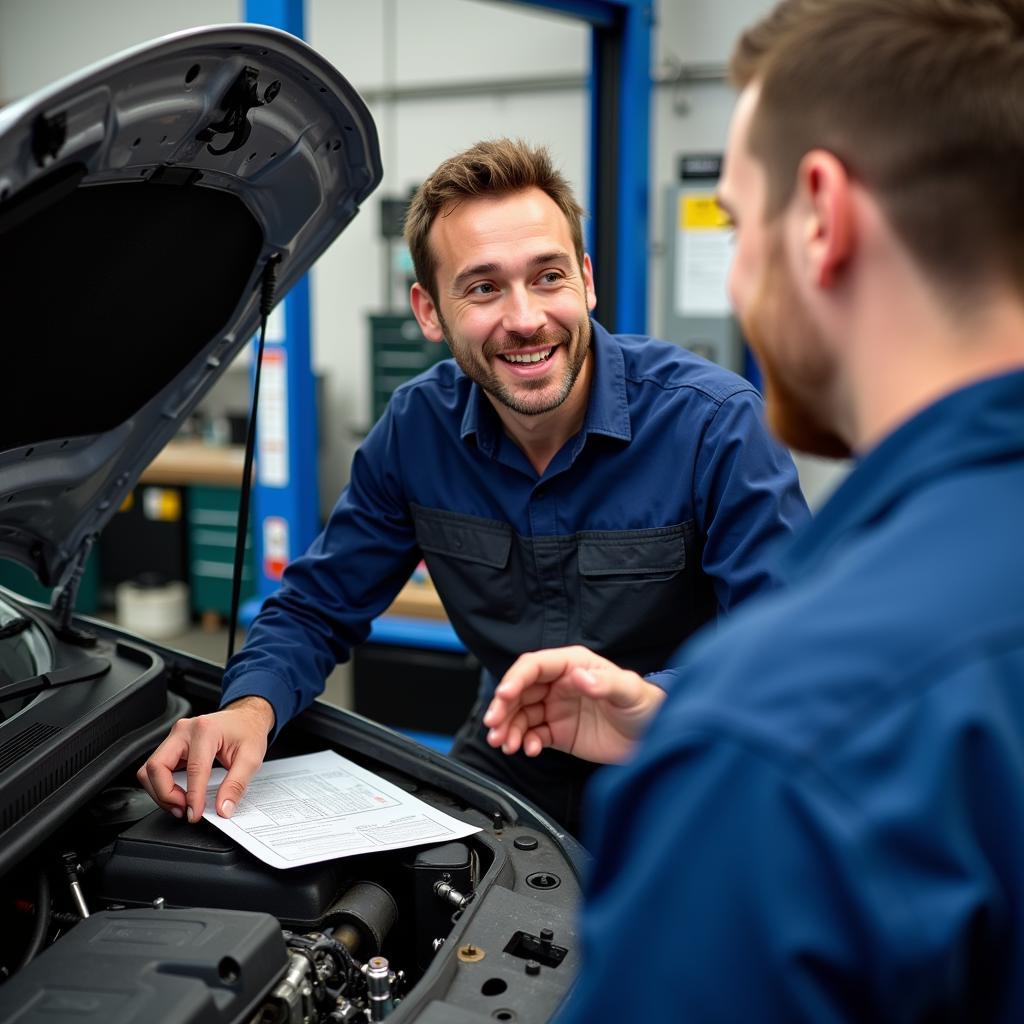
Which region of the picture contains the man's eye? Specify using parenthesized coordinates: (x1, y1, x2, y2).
(470, 282, 496, 296)
(538, 271, 562, 285)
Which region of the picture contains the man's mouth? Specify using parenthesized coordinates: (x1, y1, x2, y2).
(499, 347, 555, 365)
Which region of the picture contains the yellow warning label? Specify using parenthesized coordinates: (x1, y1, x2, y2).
(681, 194, 731, 231)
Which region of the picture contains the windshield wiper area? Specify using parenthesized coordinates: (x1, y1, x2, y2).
(0, 617, 33, 641)
(0, 656, 111, 703)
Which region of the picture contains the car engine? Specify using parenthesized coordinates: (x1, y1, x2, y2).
(0, 602, 583, 1024)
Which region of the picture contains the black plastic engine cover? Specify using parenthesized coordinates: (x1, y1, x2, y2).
(0, 907, 286, 1024)
(99, 809, 348, 929)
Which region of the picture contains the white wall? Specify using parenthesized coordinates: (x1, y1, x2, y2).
(652, 0, 849, 507)
(0, 0, 846, 509)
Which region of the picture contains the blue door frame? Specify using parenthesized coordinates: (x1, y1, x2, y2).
(243, 0, 653, 611)
(242, 0, 318, 618)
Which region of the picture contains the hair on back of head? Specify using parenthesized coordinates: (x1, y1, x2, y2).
(731, 0, 1024, 300)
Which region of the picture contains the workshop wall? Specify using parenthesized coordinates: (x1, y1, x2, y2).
(652, 0, 849, 505)
(0, 0, 846, 510)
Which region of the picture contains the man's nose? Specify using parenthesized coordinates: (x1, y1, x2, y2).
(501, 286, 546, 338)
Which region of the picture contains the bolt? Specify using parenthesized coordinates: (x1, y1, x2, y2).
(525, 960, 540, 976)
(457, 943, 486, 963)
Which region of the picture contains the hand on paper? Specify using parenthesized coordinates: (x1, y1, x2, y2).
(136, 695, 275, 822)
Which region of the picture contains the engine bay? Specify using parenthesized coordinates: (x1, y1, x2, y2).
(0, 603, 583, 1024)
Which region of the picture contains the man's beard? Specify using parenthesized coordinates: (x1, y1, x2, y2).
(439, 314, 592, 417)
(742, 242, 851, 459)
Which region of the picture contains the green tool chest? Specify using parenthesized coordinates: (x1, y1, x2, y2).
(187, 485, 255, 619)
(369, 313, 450, 423)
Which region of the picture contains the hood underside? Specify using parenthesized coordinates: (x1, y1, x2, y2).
(0, 24, 381, 587)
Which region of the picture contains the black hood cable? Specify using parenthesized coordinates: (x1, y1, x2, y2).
(226, 254, 280, 665)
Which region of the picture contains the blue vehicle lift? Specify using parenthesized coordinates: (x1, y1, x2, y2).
(241, 0, 319, 624)
(242, 0, 654, 668)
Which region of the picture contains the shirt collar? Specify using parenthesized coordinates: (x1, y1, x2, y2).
(582, 319, 632, 442)
(780, 368, 1024, 582)
(459, 318, 632, 457)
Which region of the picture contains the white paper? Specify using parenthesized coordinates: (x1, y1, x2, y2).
(175, 750, 480, 870)
(676, 228, 734, 316)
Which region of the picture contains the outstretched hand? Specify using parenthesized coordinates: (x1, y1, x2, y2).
(482, 646, 666, 764)
(136, 695, 275, 822)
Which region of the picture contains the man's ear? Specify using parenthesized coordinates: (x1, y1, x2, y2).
(796, 149, 855, 290)
(410, 282, 445, 342)
(582, 253, 597, 312)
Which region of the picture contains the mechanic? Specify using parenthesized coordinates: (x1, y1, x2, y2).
(138, 138, 807, 835)
(483, 1, 1024, 1019)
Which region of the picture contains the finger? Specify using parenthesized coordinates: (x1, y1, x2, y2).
(500, 703, 550, 754)
(184, 719, 220, 823)
(482, 694, 514, 731)
(571, 665, 645, 708)
(500, 709, 528, 755)
(485, 719, 508, 748)
(484, 678, 571, 736)
(137, 735, 189, 817)
(522, 723, 554, 758)
(215, 746, 264, 818)
(491, 690, 556, 749)
(494, 647, 600, 703)
(505, 708, 548, 757)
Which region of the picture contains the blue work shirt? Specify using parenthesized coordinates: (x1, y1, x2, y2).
(222, 321, 807, 737)
(563, 369, 1024, 1023)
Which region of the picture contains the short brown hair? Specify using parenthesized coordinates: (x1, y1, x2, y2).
(731, 0, 1024, 298)
(404, 139, 586, 303)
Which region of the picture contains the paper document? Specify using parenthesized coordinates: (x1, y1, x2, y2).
(175, 749, 480, 870)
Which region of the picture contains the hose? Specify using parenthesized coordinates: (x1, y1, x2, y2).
(14, 868, 51, 972)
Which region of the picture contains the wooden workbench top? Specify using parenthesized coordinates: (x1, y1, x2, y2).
(140, 442, 449, 623)
(141, 441, 247, 487)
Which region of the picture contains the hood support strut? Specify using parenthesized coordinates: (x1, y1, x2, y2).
(52, 535, 97, 646)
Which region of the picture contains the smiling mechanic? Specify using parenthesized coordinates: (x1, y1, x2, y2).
(138, 139, 807, 834)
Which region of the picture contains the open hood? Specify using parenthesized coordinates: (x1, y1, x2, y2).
(0, 24, 382, 589)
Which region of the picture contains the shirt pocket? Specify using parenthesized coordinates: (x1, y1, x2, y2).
(411, 505, 517, 622)
(578, 522, 695, 652)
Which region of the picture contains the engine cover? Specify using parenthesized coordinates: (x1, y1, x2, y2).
(0, 907, 287, 1024)
(99, 809, 348, 930)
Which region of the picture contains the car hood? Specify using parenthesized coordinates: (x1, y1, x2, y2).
(0, 24, 381, 588)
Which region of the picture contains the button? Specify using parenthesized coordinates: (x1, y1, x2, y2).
(514, 835, 539, 851)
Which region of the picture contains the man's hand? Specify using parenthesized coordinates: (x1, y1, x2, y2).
(482, 646, 666, 764)
(136, 696, 276, 823)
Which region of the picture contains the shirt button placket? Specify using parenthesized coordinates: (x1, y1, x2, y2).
(529, 483, 570, 651)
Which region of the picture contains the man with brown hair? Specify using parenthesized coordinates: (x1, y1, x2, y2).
(484, 1, 1024, 1019)
(138, 139, 806, 836)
